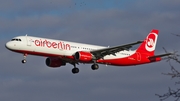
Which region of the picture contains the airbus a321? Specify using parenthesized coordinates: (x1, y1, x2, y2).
(5, 29, 171, 74)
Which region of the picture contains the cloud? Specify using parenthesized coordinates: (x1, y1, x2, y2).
(0, 0, 72, 13)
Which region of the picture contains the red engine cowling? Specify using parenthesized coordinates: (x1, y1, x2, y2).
(46, 57, 66, 68)
(74, 51, 93, 62)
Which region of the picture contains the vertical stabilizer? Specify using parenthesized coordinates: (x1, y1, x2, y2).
(136, 29, 159, 56)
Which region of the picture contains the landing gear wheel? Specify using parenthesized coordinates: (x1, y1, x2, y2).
(22, 59, 26, 63)
(91, 64, 99, 70)
(72, 68, 79, 74)
(22, 53, 27, 64)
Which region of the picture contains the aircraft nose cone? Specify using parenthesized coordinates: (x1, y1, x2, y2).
(5, 42, 10, 49)
(5, 42, 13, 50)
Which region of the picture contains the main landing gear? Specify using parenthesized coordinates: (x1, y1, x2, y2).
(71, 63, 99, 74)
(91, 60, 99, 70)
(72, 64, 79, 74)
(72, 67, 79, 74)
(22, 53, 27, 64)
(91, 64, 99, 70)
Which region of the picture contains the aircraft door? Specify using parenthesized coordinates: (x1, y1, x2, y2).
(26, 35, 32, 46)
(136, 52, 141, 61)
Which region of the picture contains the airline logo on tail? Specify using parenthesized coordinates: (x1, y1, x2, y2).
(136, 29, 159, 55)
(145, 32, 158, 52)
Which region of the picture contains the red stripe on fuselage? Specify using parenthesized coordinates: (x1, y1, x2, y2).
(97, 53, 161, 66)
(10, 49, 74, 60)
(10, 49, 161, 66)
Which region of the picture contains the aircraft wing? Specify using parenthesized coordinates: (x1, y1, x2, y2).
(90, 40, 143, 59)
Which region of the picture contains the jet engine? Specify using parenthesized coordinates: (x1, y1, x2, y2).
(46, 57, 66, 68)
(74, 51, 94, 62)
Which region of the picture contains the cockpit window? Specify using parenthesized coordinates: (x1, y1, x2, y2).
(11, 39, 16, 41)
(11, 38, 22, 41)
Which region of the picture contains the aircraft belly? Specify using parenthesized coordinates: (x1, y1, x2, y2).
(97, 52, 145, 66)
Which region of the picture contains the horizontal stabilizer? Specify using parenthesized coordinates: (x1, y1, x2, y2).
(149, 53, 173, 59)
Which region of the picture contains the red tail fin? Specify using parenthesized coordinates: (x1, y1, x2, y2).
(136, 29, 159, 56)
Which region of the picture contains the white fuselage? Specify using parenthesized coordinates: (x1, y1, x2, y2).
(6, 36, 136, 61)
(5, 29, 164, 74)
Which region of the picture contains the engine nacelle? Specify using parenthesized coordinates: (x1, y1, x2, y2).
(74, 51, 93, 62)
(46, 57, 66, 68)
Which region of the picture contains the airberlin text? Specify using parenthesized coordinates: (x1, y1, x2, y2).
(34, 39, 71, 50)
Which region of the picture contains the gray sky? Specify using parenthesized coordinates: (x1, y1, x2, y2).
(0, 0, 180, 101)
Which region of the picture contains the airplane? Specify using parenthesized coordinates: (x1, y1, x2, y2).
(5, 29, 171, 74)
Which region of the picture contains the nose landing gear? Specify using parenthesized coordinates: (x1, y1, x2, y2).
(22, 59, 26, 63)
(22, 53, 27, 64)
